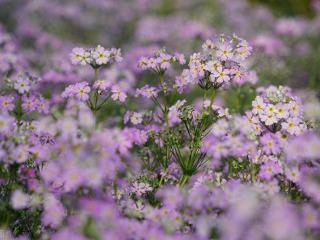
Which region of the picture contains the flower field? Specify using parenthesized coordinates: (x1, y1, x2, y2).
(0, 0, 320, 239)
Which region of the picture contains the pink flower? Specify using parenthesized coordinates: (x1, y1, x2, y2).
(11, 189, 29, 209)
(111, 85, 127, 102)
(62, 82, 91, 101)
(70, 47, 91, 65)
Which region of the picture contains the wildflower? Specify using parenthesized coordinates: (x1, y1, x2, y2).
(92, 45, 110, 65)
(252, 96, 265, 115)
(110, 47, 123, 62)
(130, 112, 143, 125)
(302, 204, 320, 229)
(168, 100, 186, 127)
(37, 97, 49, 114)
(212, 67, 230, 84)
(216, 43, 233, 60)
(14, 75, 31, 94)
(260, 113, 277, 126)
(42, 194, 66, 227)
(281, 118, 302, 135)
(70, 47, 91, 65)
(0, 113, 14, 133)
(22, 95, 39, 112)
(249, 86, 305, 135)
(93, 80, 111, 91)
(62, 82, 91, 101)
(136, 85, 158, 98)
(13, 145, 29, 163)
(138, 49, 182, 73)
(285, 167, 300, 183)
(131, 182, 153, 197)
(259, 159, 282, 180)
(260, 133, 281, 155)
(275, 103, 289, 119)
(11, 189, 29, 209)
(111, 85, 127, 102)
(0, 95, 15, 111)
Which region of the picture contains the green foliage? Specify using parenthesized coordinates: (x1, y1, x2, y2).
(250, 0, 314, 17)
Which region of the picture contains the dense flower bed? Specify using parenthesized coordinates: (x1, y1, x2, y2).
(0, 0, 320, 239)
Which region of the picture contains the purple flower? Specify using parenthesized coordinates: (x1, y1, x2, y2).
(62, 82, 91, 101)
(13, 75, 31, 94)
(92, 45, 110, 65)
(135, 85, 159, 98)
(42, 194, 66, 227)
(70, 47, 91, 65)
(22, 95, 39, 112)
(260, 133, 281, 155)
(11, 189, 29, 209)
(111, 85, 127, 102)
(259, 159, 282, 180)
(131, 181, 153, 197)
(0, 95, 15, 112)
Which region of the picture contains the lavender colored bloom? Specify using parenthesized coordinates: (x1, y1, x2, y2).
(62, 82, 91, 101)
(131, 181, 153, 197)
(260, 133, 281, 155)
(13, 75, 31, 94)
(92, 45, 110, 65)
(111, 85, 127, 102)
(135, 85, 159, 98)
(42, 194, 66, 227)
(259, 159, 282, 180)
(70, 47, 91, 66)
(0, 95, 15, 112)
(0, 114, 14, 134)
(11, 189, 29, 209)
(22, 95, 39, 112)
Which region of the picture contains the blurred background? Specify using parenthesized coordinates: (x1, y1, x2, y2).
(0, 0, 319, 98)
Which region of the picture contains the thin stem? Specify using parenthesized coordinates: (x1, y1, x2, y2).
(96, 93, 111, 110)
(209, 88, 216, 106)
(179, 175, 190, 187)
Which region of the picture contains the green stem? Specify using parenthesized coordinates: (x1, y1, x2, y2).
(179, 174, 190, 187)
(93, 68, 99, 84)
(159, 72, 167, 94)
(251, 162, 257, 183)
(159, 169, 167, 186)
(92, 68, 99, 128)
(209, 88, 216, 106)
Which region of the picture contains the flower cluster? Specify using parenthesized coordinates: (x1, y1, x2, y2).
(250, 85, 306, 135)
(70, 45, 122, 68)
(63, 46, 127, 115)
(138, 49, 185, 73)
(1, 24, 320, 240)
(175, 34, 253, 92)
